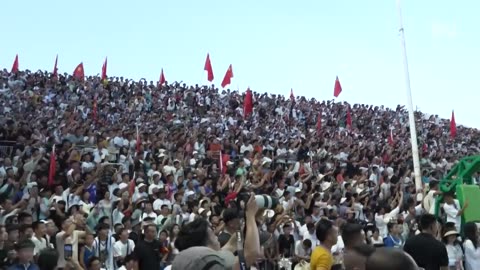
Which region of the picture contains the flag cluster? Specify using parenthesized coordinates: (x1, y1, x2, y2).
(4, 54, 460, 140)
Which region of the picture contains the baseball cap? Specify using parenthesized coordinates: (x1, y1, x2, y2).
(172, 247, 234, 270)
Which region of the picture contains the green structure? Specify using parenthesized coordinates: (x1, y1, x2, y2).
(434, 155, 480, 230)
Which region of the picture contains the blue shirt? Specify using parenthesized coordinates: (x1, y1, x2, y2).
(7, 263, 40, 270)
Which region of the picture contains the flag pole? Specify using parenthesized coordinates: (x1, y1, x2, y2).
(396, 0, 422, 200)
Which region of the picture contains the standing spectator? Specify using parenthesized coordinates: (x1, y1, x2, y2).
(36, 248, 59, 270)
(7, 239, 39, 270)
(30, 221, 47, 257)
(463, 222, 480, 270)
(442, 192, 469, 233)
(93, 223, 115, 270)
(442, 230, 463, 270)
(113, 228, 135, 268)
(403, 214, 449, 270)
(278, 223, 295, 259)
(134, 224, 161, 270)
(310, 219, 338, 270)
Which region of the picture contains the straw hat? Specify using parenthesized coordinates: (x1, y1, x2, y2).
(444, 230, 459, 238)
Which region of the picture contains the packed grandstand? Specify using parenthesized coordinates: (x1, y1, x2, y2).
(0, 67, 479, 270)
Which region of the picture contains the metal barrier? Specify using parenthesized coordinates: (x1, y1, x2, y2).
(0, 141, 16, 159)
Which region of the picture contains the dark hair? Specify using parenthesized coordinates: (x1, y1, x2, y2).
(464, 222, 478, 249)
(18, 212, 32, 223)
(98, 216, 110, 224)
(32, 221, 45, 231)
(175, 218, 210, 251)
(418, 214, 436, 232)
(341, 223, 364, 249)
(37, 248, 59, 270)
(303, 239, 312, 248)
(88, 256, 101, 268)
(366, 248, 417, 270)
(316, 219, 334, 242)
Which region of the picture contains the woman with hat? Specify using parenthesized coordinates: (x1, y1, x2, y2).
(442, 229, 463, 270)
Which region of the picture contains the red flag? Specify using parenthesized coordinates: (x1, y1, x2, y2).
(316, 111, 322, 133)
(136, 125, 141, 153)
(52, 55, 58, 79)
(219, 152, 230, 175)
(204, 53, 214, 82)
(159, 69, 166, 86)
(221, 64, 233, 88)
(243, 88, 253, 118)
(73, 63, 85, 81)
(290, 88, 295, 101)
(346, 106, 352, 130)
(101, 57, 108, 81)
(334, 76, 342, 97)
(92, 95, 98, 122)
(450, 110, 457, 138)
(48, 146, 56, 186)
(388, 129, 394, 146)
(11, 54, 19, 73)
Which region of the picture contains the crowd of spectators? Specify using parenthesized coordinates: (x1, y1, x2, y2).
(0, 68, 480, 270)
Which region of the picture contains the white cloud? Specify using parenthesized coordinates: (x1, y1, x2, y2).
(431, 22, 457, 39)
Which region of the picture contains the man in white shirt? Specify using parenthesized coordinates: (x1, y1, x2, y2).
(56, 215, 86, 268)
(442, 192, 468, 232)
(423, 181, 440, 214)
(302, 223, 319, 247)
(295, 239, 312, 262)
(31, 221, 47, 257)
(113, 228, 135, 268)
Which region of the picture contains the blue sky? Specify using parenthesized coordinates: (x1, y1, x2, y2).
(1, 0, 478, 128)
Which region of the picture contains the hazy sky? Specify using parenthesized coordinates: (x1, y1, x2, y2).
(1, 0, 478, 128)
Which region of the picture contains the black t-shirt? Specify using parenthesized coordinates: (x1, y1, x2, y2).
(403, 233, 448, 270)
(134, 239, 161, 270)
(278, 234, 295, 258)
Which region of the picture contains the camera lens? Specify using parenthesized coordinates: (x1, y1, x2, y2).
(254, 195, 278, 209)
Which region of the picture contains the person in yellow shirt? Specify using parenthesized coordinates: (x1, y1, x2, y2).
(311, 219, 338, 270)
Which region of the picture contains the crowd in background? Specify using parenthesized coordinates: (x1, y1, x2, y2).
(0, 68, 480, 270)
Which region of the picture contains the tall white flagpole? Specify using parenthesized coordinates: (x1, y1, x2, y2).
(396, 0, 422, 200)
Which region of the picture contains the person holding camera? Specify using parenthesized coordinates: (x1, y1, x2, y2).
(172, 193, 262, 269)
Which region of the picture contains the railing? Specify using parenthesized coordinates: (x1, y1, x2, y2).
(0, 141, 16, 159)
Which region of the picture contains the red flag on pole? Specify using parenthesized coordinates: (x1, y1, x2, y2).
(388, 129, 394, 146)
(316, 111, 322, 133)
(204, 53, 214, 82)
(450, 110, 457, 138)
(101, 57, 108, 82)
(92, 95, 98, 122)
(52, 55, 58, 79)
(221, 65, 233, 88)
(11, 54, 19, 73)
(334, 76, 342, 97)
(290, 88, 295, 101)
(48, 145, 56, 186)
(219, 151, 223, 174)
(243, 88, 253, 118)
(219, 152, 230, 175)
(346, 105, 352, 130)
(73, 63, 85, 81)
(159, 69, 166, 86)
(136, 125, 141, 154)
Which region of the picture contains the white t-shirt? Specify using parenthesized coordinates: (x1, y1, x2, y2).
(113, 239, 135, 259)
(295, 240, 311, 257)
(302, 231, 319, 247)
(31, 235, 47, 256)
(443, 200, 462, 232)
